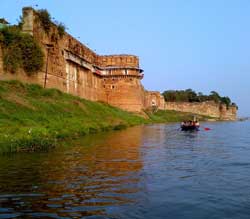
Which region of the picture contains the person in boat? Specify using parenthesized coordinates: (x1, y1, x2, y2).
(194, 120, 200, 127)
(181, 120, 199, 127)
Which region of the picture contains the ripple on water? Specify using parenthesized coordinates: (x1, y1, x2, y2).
(0, 123, 250, 218)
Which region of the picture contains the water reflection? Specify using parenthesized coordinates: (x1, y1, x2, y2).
(0, 126, 145, 218)
(1, 122, 250, 219)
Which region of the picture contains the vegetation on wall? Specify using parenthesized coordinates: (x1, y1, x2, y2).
(37, 9, 66, 38)
(17, 15, 24, 29)
(0, 26, 44, 75)
(162, 89, 237, 108)
(57, 22, 66, 38)
(37, 9, 51, 34)
(0, 8, 66, 75)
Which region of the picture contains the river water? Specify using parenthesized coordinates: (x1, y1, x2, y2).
(0, 121, 250, 219)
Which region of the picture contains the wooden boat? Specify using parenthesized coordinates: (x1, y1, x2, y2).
(181, 125, 199, 131)
(181, 116, 200, 131)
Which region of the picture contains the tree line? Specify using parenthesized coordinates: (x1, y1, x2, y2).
(162, 89, 237, 108)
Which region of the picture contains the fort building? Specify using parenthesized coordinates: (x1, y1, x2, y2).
(0, 7, 237, 120)
(8, 7, 163, 112)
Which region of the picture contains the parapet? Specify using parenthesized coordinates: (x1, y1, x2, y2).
(21, 7, 143, 74)
(97, 55, 139, 68)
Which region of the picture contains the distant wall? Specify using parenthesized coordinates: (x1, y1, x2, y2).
(165, 101, 237, 120)
(219, 104, 237, 121)
(144, 91, 165, 110)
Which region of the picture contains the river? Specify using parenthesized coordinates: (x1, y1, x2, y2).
(0, 121, 250, 219)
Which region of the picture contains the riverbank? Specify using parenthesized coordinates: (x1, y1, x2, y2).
(0, 80, 211, 153)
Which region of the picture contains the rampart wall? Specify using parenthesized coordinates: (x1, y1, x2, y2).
(1, 7, 150, 112)
(165, 101, 237, 120)
(144, 91, 165, 110)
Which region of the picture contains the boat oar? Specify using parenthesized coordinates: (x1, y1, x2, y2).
(204, 127, 211, 131)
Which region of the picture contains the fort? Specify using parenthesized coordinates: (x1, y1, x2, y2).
(0, 7, 237, 120)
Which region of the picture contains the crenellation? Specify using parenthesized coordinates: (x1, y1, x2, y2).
(97, 55, 139, 68)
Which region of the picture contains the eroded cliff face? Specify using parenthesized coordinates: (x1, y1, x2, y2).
(165, 101, 237, 120)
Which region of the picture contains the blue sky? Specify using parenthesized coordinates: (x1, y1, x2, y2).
(1, 0, 250, 116)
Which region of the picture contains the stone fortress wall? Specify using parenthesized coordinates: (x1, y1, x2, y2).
(21, 7, 163, 112)
(0, 7, 237, 119)
(165, 101, 237, 120)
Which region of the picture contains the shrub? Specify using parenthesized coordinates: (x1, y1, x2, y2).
(162, 89, 236, 107)
(19, 34, 44, 75)
(37, 9, 66, 39)
(0, 32, 4, 43)
(17, 16, 24, 29)
(37, 9, 51, 33)
(0, 27, 44, 75)
(57, 22, 66, 38)
(3, 45, 22, 73)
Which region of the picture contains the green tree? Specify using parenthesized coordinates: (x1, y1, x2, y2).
(209, 91, 221, 103)
(220, 96, 231, 108)
(162, 89, 236, 107)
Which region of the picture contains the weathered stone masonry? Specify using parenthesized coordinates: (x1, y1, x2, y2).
(0, 7, 164, 112)
(0, 7, 237, 119)
(164, 101, 237, 120)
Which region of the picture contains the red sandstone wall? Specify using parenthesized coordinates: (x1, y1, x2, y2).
(21, 7, 106, 103)
(144, 91, 165, 110)
(3, 7, 228, 117)
(165, 101, 220, 118)
(97, 55, 139, 68)
(20, 7, 148, 112)
(165, 101, 237, 120)
(102, 76, 144, 112)
(219, 105, 237, 120)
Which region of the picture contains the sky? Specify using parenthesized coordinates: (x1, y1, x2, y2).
(1, 0, 250, 116)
